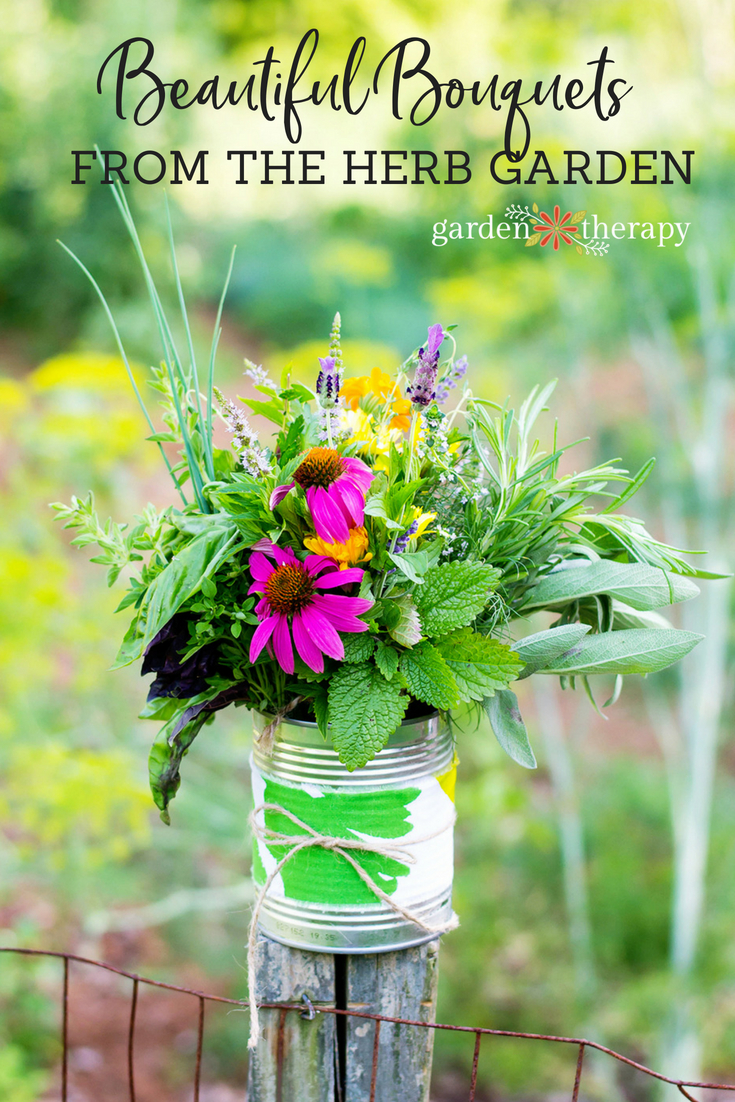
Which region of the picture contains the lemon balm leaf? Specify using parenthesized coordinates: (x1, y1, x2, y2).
(328, 663, 408, 771)
(436, 628, 522, 700)
(414, 562, 500, 635)
(399, 643, 459, 710)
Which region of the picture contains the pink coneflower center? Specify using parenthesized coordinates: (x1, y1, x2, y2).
(293, 447, 344, 489)
(265, 563, 315, 615)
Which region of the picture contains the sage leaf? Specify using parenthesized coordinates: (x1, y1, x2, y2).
(537, 628, 703, 676)
(521, 560, 699, 612)
(611, 600, 672, 631)
(483, 690, 537, 769)
(513, 624, 591, 678)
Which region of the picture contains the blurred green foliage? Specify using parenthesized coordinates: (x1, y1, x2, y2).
(1, 0, 734, 1097)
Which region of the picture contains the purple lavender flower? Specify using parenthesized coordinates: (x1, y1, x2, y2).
(316, 355, 341, 403)
(408, 323, 445, 407)
(394, 519, 419, 554)
(436, 354, 468, 404)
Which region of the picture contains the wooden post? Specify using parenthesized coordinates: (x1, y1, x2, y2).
(247, 933, 336, 1102)
(344, 940, 440, 1102)
(247, 933, 440, 1102)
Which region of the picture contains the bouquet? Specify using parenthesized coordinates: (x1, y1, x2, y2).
(54, 190, 705, 823)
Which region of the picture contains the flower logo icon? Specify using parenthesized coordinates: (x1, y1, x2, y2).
(505, 204, 609, 256)
(530, 205, 580, 250)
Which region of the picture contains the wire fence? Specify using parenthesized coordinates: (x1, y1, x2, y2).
(2, 946, 735, 1102)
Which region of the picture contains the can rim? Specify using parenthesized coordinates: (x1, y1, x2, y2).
(253, 708, 439, 730)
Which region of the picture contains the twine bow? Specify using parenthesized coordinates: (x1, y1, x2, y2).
(246, 802, 458, 1048)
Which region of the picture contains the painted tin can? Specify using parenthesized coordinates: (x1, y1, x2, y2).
(250, 711, 456, 953)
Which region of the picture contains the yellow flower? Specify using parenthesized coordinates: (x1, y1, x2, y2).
(29, 352, 143, 393)
(341, 411, 402, 473)
(0, 377, 28, 435)
(304, 526, 373, 569)
(341, 407, 372, 441)
(413, 511, 436, 538)
(390, 395, 412, 432)
(341, 367, 394, 410)
(341, 368, 412, 433)
(342, 408, 390, 451)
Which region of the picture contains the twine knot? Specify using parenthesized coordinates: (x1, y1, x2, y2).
(246, 802, 458, 1047)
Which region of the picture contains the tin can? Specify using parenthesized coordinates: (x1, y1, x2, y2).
(250, 711, 456, 953)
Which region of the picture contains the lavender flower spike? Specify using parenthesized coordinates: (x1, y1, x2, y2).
(394, 519, 419, 554)
(316, 317, 346, 445)
(316, 355, 340, 403)
(425, 323, 445, 359)
(436, 353, 468, 404)
(408, 323, 445, 407)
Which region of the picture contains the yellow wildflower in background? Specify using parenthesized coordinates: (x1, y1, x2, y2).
(304, 526, 372, 569)
(24, 351, 152, 471)
(2, 743, 151, 870)
(29, 351, 144, 393)
(0, 377, 29, 435)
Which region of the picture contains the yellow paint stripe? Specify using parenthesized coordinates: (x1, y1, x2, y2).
(435, 756, 458, 803)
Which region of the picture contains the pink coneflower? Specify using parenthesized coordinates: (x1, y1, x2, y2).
(248, 544, 372, 674)
(269, 447, 374, 543)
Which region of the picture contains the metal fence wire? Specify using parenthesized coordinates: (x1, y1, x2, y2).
(2, 946, 735, 1102)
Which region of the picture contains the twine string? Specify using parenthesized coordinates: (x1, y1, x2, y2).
(246, 802, 458, 1048)
(255, 698, 302, 755)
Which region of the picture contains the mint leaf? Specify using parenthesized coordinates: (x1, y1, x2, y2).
(200, 576, 217, 598)
(482, 690, 537, 769)
(387, 594, 422, 648)
(328, 663, 408, 770)
(399, 643, 459, 710)
(363, 477, 402, 530)
(375, 641, 400, 681)
(341, 632, 376, 664)
(436, 628, 522, 701)
(414, 562, 500, 635)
